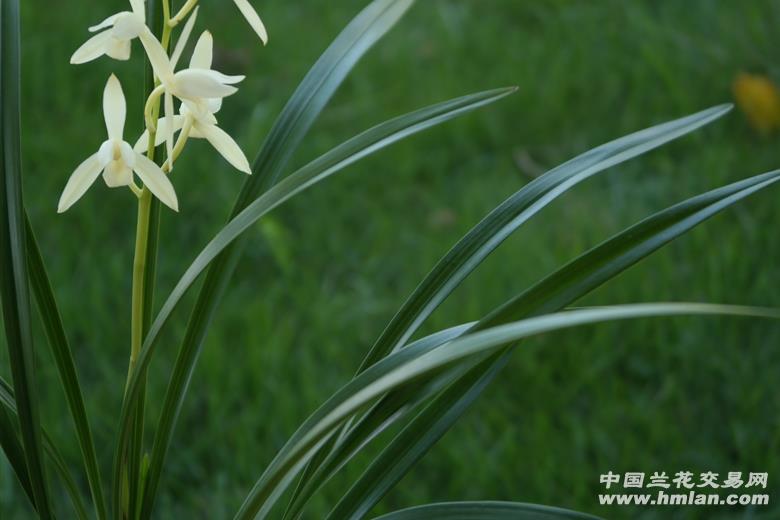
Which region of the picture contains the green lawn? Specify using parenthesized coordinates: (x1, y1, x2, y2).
(2, 1, 779, 518)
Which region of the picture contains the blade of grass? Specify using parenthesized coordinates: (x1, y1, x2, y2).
(326, 170, 780, 519)
(0, 378, 90, 520)
(0, 1, 53, 516)
(112, 87, 516, 518)
(371, 501, 601, 520)
(116, 2, 416, 514)
(284, 104, 733, 517)
(25, 215, 106, 519)
(233, 303, 780, 520)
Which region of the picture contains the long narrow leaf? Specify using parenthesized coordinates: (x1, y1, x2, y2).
(125, 2, 417, 515)
(325, 355, 509, 520)
(235, 0, 415, 209)
(284, 355, 495, 520)
(25, 215, 106, 519)
(286, 104, 733, 516)
(360, 104, 732, 370)
(328, 170, 780, 518)
(371, 501, 601, 520)
(0, 378, 90, 520)
(0, 405, 36, 510)
(233, 303, 779, 520)
(111, 87, 516, 517)
(0, 1, 53, 516)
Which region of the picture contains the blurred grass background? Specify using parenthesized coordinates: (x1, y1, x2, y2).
(2, 0, 780, 518)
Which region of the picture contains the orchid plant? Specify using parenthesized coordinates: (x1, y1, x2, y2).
(1, 1, 778, 519)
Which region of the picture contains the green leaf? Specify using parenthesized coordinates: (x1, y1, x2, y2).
(283, 330, 483, 520)
(235, 0, 416, 209)
(0, 1, 53, 516)
(0, 378, 90, 520)
(371, 501, 601, 520)
(233, 303, 779, 520)
(0, 404, 35, 510)
(326, 355, 507, 520)
(327, 169, 780, 519)
(360, 103, 732, 371)
(286, 104, 733, 517)
(119, 2, 417, 515)
(25, 215, 107, 519)
(113, 86, 515, 518)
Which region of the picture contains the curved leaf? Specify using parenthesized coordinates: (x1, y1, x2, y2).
(327, 170, 780, 518)
(0, 378, 90, 520)
(25, 215, 106, 519)
(0, 405, 35, 510)
(233, 303, 779, 520)
(371, 501, 601, 520)
(283, 326, 482, 520)
(360, 104, 732, 371)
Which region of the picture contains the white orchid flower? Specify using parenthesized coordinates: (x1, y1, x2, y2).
(135, 31, 251, 174)
(170, 0, 268, 45)
(58, 75, 178, 214)
(71, 0, 147, 64)
(139, 8, 245, 166)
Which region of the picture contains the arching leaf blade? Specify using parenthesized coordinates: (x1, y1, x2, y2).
(371, 501, 601, 520)
(234, 303, 779, 520)
(327, 170, 780, 518)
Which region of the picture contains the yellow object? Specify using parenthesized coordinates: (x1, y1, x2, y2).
(732, 72, 780, 134)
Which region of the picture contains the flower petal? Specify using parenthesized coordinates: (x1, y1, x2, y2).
(105, 37, 132, 61)
(103, 160, 134, 187)
(134, 115, 187, 153)
(198, 122, 251, 174)
(103, 75, 126, 141)
(58, 152, 105, 213)
(207, 97, 223, 114)
(181, 99, 218, 125)
(173, 69, 242, 99)
(233, 0, 268, 45)
(190, 31, 213, 70)
(88, 13, 122, 33)
(111, 13, 145, 39)
(171, 7, 199, 69)
(133, 152, 179, 211)
(70, 30, 113, 65)
(119, 141, 136, 168)
(129, 0, 145, 17)
(137, 29, 174, 82)
(211, 71, 246, 85)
